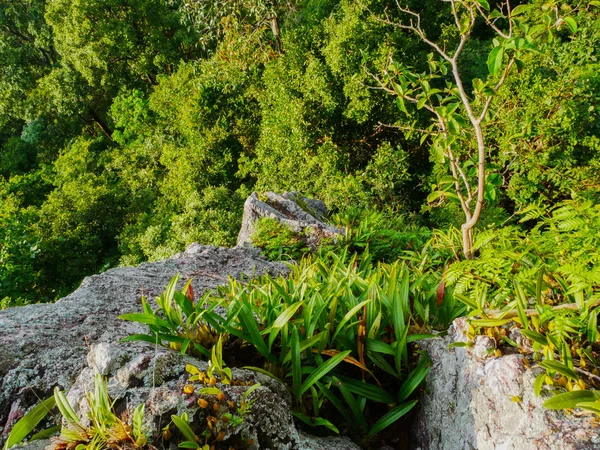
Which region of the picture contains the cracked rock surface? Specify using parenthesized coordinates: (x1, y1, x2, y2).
(411, 318, 600, 450)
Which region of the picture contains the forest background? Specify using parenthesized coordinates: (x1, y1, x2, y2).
(1, 0, 599, 307)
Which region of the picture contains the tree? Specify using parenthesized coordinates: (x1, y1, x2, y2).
(370, 0, 578, 259)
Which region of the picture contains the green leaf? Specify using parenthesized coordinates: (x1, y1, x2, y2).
(238, 304, 276, 363)
(417, 97, 427, 110)
(133, 404, 144, 440)
(575, 401, 600, 414)
(587, 309, 598, 343)
(120, 334, 160, 345)
(543, 390, 597, 410)
(470, 318, 513, 327)
(171, 415, 198, 443)
(299, 350, 352, 397)
(563, 17, 577, 33)
(178, 442, 201, 449)
(396, 97, 408, 115)
(4, 396, 56, 449)
(590, 0, 600, 7)
(54, 388, 79, 423)
(367, 400, 418, 436)
(335, 376, 395, 403)
(533, 373, 545, 397)
(511, 4, 532, 16)
(291, 327, 302, 398)
(118, 313, 173, 329)
(427, 190, 445, 203)
(366, 338, 395, 356)
(520, 329, 548, 346)
(30, 425, 60, 441)
(474, 0, 490, 10)
(291, 411, 340, 433)
(487, 45, 504, 76)
(397, 353, 431, 402)
(539, 360, 578, 380)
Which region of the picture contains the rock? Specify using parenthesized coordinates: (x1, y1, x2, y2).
(236, 191, 343, 250)
(0, 244, 359, 450)
(411, 318, 600, 450)
(0, 245, 286, 443)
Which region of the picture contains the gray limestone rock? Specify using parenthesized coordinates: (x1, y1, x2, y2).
(236, 192, 343, 250)
(411, 318, 600, 450)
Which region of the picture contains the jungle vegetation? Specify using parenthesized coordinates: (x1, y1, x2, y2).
(2, 0, 598, 306)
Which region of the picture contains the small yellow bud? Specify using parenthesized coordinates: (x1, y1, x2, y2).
(198, 398, 209, 409)
(217, 392, 225, 402)
(162, 429, 172, 440)
(209, 377, 217, 387)
(183, 384, 195, 395)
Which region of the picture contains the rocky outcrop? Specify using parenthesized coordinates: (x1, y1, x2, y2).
(0, 244, 359, 450)
(236, 192, 343, 250)
(411, 318, 600, 450)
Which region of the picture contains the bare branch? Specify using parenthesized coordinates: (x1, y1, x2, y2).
(377, 122, 440, 135)
(448, 147, 473, 205)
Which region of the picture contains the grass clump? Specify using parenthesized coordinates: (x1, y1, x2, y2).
(121, 246, 462, 445)
(250, 218, 311, 261)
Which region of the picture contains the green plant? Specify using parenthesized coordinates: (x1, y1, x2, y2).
(51, 374, 149, 450)
(332, 208, 432, 263)
(171, 382, 261, 449)
(123, 248, 458, 442)
(442, 199, 600, 413)
(3, 396, 57, 450)
(119, 274, 224, 359)
(250, 218, 311, 261)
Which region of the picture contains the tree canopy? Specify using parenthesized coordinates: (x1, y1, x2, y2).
(1, 0, 599, 305)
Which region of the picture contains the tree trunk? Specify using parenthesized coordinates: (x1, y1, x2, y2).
(270, 16, 283, 54)
(88, 109, 113, 141)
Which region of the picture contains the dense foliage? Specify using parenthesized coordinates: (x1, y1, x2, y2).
(1, 0, 598, 305)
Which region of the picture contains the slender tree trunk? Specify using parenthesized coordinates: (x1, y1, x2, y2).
(88, 109, 113, 141)
(270, 16, 283, 53)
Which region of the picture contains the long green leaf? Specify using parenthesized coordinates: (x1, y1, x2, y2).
(171, 415, 197, 443)
(543, 390, 597, 410)
(291, 411, 339, 434)
(30, 425, 60, 441)
(539, 360, 578, 380)
(118, 313, 173, 329)
(397, 353, 432, 402)
(335, 376, 394, 403)
(520, 329, 548, 346)
(291, 327, 302, 398)
(4, 396, 56, 450)
(238, 304, 276, 363)
(119, 334, 160, 345)
(367, 400, 418, 436)
(54, 388, 79, 424)
(299, 350, 352, 397)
